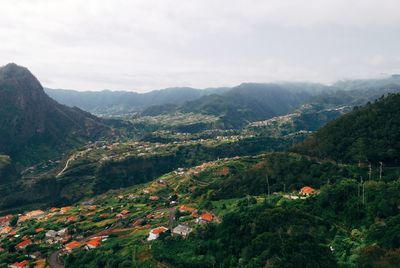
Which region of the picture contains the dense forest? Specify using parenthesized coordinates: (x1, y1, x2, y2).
(295, 93, 400, 164)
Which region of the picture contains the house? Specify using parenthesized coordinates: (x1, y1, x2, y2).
(15, 239, 32, 250)
(50, 207, 59, 213)
(45, 230, 57, 239)
(65, 241, 81, 252)
(88, 205, 97, 210)
(35, 228, 45, 233)
(25, 210, 45, 219)
(66, 216, 78, 222)
(57, 228, 68, 236)
(0, 226, 13, 234)
(60, 206, 72, 214)
(0, 215, 12, 227)
(172, 225, 192, 237)
(197, 213, 213, 223)
(100, 213, 110, 218)
(85, 237, 102, 249)
(45, 228, 68, 244)
(9, 260, 29, 268)
(179, 205, 196, 214)
(300, 186, 315, 196)
(149, 196, 159, 201)
(116, 209, 130, 219)
(29, 251, 41, 259)
(147, 226, 168, 241)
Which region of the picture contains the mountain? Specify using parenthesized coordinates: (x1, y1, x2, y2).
(149, 80, 400, 129)
(45, 87, 230, 116)
(332, 74, 400, 91)
(295, 93, 400, 164)
(143, 83, 321, 128)
(0, 63, 111, 165)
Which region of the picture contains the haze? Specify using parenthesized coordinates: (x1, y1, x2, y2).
(1, 0, 400, 91)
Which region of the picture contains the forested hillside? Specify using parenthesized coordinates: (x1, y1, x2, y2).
(295, 93, 400, 164)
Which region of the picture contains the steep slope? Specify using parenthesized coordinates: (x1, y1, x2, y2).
(0, 63, 110, 165)
(295, 93, 400, 164)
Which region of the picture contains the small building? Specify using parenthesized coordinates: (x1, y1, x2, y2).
(15, 239, 32, 250)
(65, 241, 81, 252)
(45, 230, 57, 238)
(60, 206, 72, 214)
(50, 207, 59, 213)
(179, 205, 196, 214)
(147, 226, 168, 241)
(0, 226, 13, 234)
(149, 196, 160, 201)
(172, 225, 192, 238)
(0, 215, 12, 227)
(85, 237, 102, 250)
(35, 228, 45, 233)
(29, 251, 41, 259)
(116, 209, 130, 219)
(25, 210, 45, 219)
(197, 213, 213, 224)
(66, 216, 78, 222)
(300, 186, 315, 196)
(9, 260, 29, 268)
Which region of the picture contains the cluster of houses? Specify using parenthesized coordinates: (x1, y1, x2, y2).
(146, 204, 216, 241)
(45, 228, 69, 244)
(63, 235, 107, 253)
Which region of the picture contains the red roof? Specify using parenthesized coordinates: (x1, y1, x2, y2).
(100, 213, 110, 217)
(16, 239, 32, 250)
(0, 214, 12, 223)
(179, 205, 196, 213)
(67, 216, 78, 222)
(10, 260, 29, 267)
(86, 237, 102, 248)
(0, 226, 13, 234)
(200, 213, 213, 222)
(300, 186, 315, 194)
(151, 227, 168, 235)
(121, 209, 130, 215)
(35, 227, 45, 233)
(65, 241, 81, 251)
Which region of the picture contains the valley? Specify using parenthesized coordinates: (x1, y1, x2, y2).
(1, 64, 400, 267)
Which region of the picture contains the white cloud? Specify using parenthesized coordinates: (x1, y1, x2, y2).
(0, 0, 399, 91)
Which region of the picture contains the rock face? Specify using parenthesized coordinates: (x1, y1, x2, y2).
(0, 63, 109, 164)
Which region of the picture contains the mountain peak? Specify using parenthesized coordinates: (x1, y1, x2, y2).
(0, 63, 43, 94)
(0, 63, 33, 79)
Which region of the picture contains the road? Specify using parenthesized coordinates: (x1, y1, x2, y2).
(48, 249, 63, 268)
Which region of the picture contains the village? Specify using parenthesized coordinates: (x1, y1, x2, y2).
(0, 155, 318, 268)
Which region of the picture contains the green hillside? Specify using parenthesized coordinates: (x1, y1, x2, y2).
(295, 93, 400, 164)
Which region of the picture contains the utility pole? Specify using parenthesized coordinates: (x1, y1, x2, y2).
(368, 163, 372, 180)
(360, 176, 365, 205)
(379, 162, 383, 180)
(266, 174, 270, 197)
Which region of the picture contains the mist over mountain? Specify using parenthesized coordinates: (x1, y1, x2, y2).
(45, 87, 230, 116)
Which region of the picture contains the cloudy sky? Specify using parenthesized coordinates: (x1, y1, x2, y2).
(1, 0, 400, 91)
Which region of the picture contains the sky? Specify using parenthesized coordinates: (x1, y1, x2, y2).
(1, 0, 400, 92)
